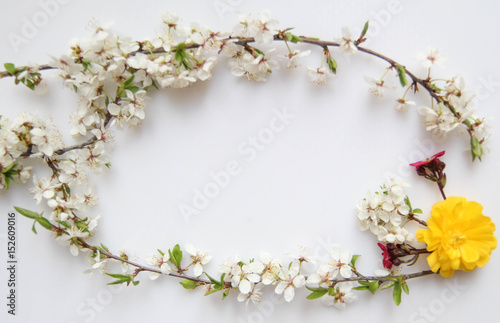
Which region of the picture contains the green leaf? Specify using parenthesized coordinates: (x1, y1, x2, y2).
(106, 273, 131, 280)
(116, 76, 135, 98)
(128, 86, 140, 93)
(82, 60, 91, 72)
(380, 280, 396, 290)
(306, 289, 328, 300)
(471, 136, 483, 161)
(100, 243, 110, 253)
(413, 208, 423, 214)
(180, 279, 198, 289)
(122, 75, 135, 88)
(174, 43, 192, 70)
(402, 282, 410, 295)
(327, 56, 337, 74)
(56, 221, 71, 229)
(396, 65, 408, 87)
(430, 83, 441, 92)
(106, 273, 133, 285)
(14, 206, 39, 219)
(204, 285, 222, 296)
(253, 47, 265, 57)
(393, 282, 402, 306)
(107, 279, 130, 285)
(306, 286, 328, 293)
(32, 221, 38, 234)
(4, 63, 17, 75)
(36, 217, 53, 230)
(24, 79, 35, 91)
(359, 21, 370, 40)
(75, 220, 88, 231)
(357, 280, 371, 286)
(2, 161, 17, 173)
(205, 273, 221, 287)
(350, 254, 361, 267)
(175, 42, 185, 52)
(117, 89, 127, 98)
(354, 280, 379, 294)
(132, 281, 140, 286)
(4, 176, 10, 190)
(368, 281, 380, 294)
(222, 289, 229, 300)
(169, 244, 182, 268)
(404, 196, 411, 209)
(441, 173, 447, 188)
(6, 176, 19, 185)
(327, 287, 337, 296)
(285, 32, 302, 43)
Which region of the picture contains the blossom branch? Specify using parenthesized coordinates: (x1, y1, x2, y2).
(1, 31, 482, 161)
(78, 236, 435, 285)
(339, 270, 435, 283)
(76, 238, 214, 284)
(4, 14, 494, 309)
(407, 213, 428, 227)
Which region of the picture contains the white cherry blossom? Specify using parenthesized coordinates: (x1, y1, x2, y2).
(337, 27, 357, 54)
(275, 261, 305, 302)
(415, 47, 446, 68)
(279, 50, 311, 69)
(185, 244, 212, 277)
(307, 67, 334, 85)
(237, 283, 263, 306)
(364, 76, 395, 97)
(30, 127, 63, 157)
(29, 176, 60, 204)
(231, 262, 264, 294)
(146, 253, 173, 280)
(328, 247, 353, 279)
(321, 282, 357, 309)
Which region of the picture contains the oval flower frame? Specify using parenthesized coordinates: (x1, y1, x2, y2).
(0, 11, 496, 310)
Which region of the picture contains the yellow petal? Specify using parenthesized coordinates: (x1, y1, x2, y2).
(459, 243, 479, 263)
(427, 251, 441, 273)
(421, 197, 496, 277)
(440, 268, 455, 278)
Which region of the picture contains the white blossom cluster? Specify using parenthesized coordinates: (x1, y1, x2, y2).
(50, 13, 226, 135)
(0, 113, 59, 190)
(0, 11, 492, 310)
(223, 11, 281, 81)
(0, 112, 105, 254)
(356, 178, 414, 244)
(0, 14, 233, 256)
(134, 245, 357, 309)
(0, 12, 368, 258)
(413, 49, 490, 148)
(418, 77, 490, 145)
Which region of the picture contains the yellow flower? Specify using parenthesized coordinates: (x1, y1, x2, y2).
(416, 197, 497, 277)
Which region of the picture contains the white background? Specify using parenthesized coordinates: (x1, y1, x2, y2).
(1, 0, 499, 322)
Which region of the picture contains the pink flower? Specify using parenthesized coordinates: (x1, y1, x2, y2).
(377, 243, 393, 270)
(409, 151, 445, 168)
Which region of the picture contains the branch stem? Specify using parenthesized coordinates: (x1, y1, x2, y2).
(2, 33, 474, 159)
(76, 237, 435, 287)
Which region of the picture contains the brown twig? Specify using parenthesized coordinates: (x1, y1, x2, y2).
(2, 32, 475, 159)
